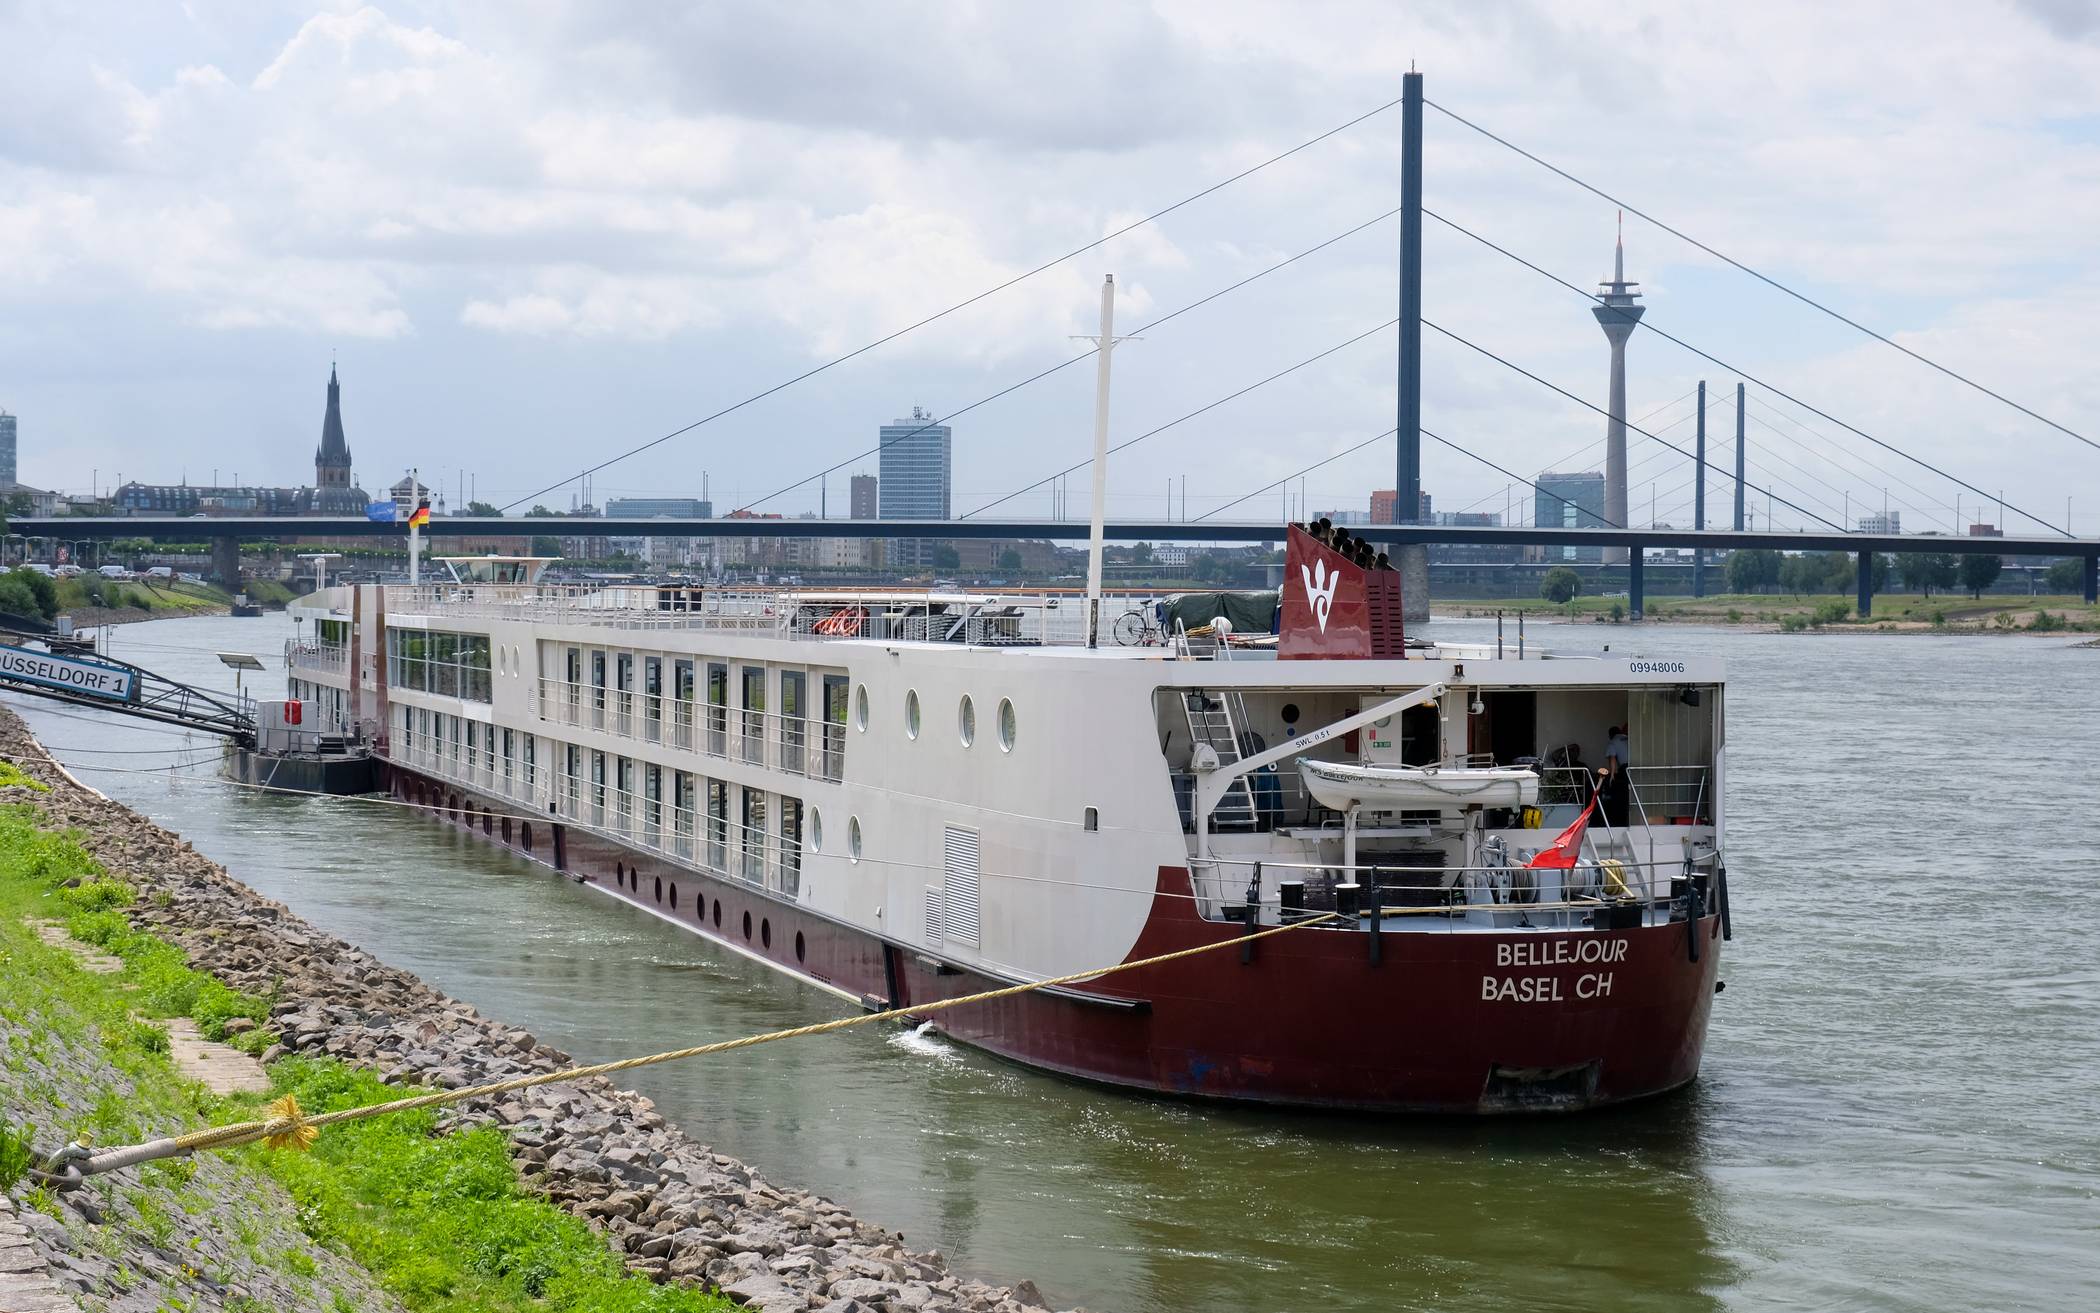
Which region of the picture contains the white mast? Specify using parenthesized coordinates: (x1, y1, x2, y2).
(1084, 275, 1118, 648)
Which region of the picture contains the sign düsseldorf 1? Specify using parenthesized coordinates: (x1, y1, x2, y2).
(0, 643, 135, 701)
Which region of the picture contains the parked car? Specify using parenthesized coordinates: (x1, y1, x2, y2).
(144, 566, 176, 580)
(97, 564, 130, 579)
(23, 563, 56, 577)
(52, 564, 84, 577)
(177, 571, 203, 584)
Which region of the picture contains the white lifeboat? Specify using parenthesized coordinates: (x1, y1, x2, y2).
(1298, 758, 1541, 811)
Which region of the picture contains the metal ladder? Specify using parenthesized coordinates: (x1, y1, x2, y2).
(1183, 691, 1259, 830)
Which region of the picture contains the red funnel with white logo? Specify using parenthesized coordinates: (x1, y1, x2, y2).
(1279, 525, 1405, 660)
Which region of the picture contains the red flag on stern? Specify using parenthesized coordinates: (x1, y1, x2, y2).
(1526, 798, 1596, 870)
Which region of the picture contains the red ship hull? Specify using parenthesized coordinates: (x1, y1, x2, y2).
(394, 764, 1722, 1113)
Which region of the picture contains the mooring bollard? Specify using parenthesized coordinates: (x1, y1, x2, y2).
(1335, 882, 1361, 919)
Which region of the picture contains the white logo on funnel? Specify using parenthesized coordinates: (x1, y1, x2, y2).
(1301, 558, 1339, 632)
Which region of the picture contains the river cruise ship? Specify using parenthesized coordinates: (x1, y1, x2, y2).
(286, 528, 1728, 1113)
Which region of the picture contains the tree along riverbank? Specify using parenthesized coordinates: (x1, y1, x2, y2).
(0, 712, 1067, 1313)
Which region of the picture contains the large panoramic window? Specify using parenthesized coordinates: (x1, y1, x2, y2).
(386, 628, 492, 702)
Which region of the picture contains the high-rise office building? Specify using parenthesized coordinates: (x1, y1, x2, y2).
(850, 474, 878, 519)
(1858, 511, 1901, 534)
(878, 407, 951, 570)
(1535, 470, 1608, 563)
(0, 409, 16, 486)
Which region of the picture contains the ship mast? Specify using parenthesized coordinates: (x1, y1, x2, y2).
(1083, 275, 1118, 648)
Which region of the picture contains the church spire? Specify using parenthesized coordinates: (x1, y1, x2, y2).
(316, 362, 352, 489)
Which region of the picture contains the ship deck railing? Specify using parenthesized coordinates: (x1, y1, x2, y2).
(1187, 846, 1719, 933)
(391, 733, 807, 901)
(529, 675, 847, 783)
(285, 639, 349, 678)
(382, 583, 1193, 649)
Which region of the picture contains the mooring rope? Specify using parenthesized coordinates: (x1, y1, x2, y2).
(35, 910, 1339, 1187)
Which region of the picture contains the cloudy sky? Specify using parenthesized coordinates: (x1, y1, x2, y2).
(4, 0, 2098, 536)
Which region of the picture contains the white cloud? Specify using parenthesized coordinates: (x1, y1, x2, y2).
(0, 0, 2096, 528)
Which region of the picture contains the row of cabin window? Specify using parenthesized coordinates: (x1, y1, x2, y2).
(561, 649, 849, 725)
(552, 745, 814, 879)
(386, 629, 493, 701)
(400, 707, 538, 783)
(398, 705, 870, 869)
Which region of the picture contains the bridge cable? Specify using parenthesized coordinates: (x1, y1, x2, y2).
(496, 93, 1410, 513)
(1447, 385, 1703, 520)
(1420, 317, 1849, 533)
(1423, 97, 2100, 456)
(1193, 428, 1398, 523)
(739, 205, 1404, 515)
(963, 317, 1399, 519)
(1423, 206, 2072, 536)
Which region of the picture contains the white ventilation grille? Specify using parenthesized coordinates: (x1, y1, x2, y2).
(941, 825, 982, 947)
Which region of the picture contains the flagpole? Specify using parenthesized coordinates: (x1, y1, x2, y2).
(408, 466, 422, 586)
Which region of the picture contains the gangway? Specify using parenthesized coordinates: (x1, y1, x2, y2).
(0, 620, 255, 745)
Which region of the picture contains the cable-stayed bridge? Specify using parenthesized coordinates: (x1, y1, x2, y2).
(23, 73, 2099, 619)
(14, 514, 2097, 618)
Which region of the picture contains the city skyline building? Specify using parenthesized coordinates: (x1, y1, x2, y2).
(0, 409, 16, 487)
(850, 473, 878, 519)
(878, 406, 951, 570)
(1594, 227, 1644, 565)
(118, 366, 369, 517)
(606, 496, 711, 519)
(1370, 489, 1433, 525)
(313, 364, 368, 515)
(1857, 510, 1902, 534)
(1535, 469, 1608, 563)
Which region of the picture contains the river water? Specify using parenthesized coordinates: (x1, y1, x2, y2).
(8, 612, 2097, 1312)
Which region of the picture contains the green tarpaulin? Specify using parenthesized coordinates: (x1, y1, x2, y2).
(1157, 591, 1279, 635)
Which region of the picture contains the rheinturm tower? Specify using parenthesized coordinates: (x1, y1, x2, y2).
(312, 364, 368, 514)
(1593, 226, 1643, 565)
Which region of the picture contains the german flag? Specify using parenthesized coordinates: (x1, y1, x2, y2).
(408, 498, 431, 529)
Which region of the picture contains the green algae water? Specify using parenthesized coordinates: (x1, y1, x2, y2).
(12, 612, 2099, 1311)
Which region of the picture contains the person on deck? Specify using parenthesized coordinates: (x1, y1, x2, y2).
(1605, 725, 1630, 770)
(1596, 758, 1631, 828)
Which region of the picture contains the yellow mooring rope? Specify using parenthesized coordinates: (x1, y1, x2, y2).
(39, 911, 1339, 1186)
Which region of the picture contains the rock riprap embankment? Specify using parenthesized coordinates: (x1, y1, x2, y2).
(0, 710, 1073, 1313)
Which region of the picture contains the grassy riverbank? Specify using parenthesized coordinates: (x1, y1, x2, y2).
(0, 774, 729, 1312)
(1432, 590, 2100, 633)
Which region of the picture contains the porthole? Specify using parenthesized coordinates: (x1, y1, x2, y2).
(848, 816, 863, 863)
(810, 809, 823, 854)
(854, 684, 870, 732)
(501, 817, 512, 843)
(761, 918, 772, 949)
(794, 930, 806, 963)
(904, 690, 920, 739)
(521, 823, 533, 853)
(742, 910, 753, 941)
(654, 876, 663, 904)
(712, 899, 722, 928)
(998, 698, 1016, 752)
(669, 883, 678, 910)
(616, 862, 625, 886)
(958, 694, 976, 747)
